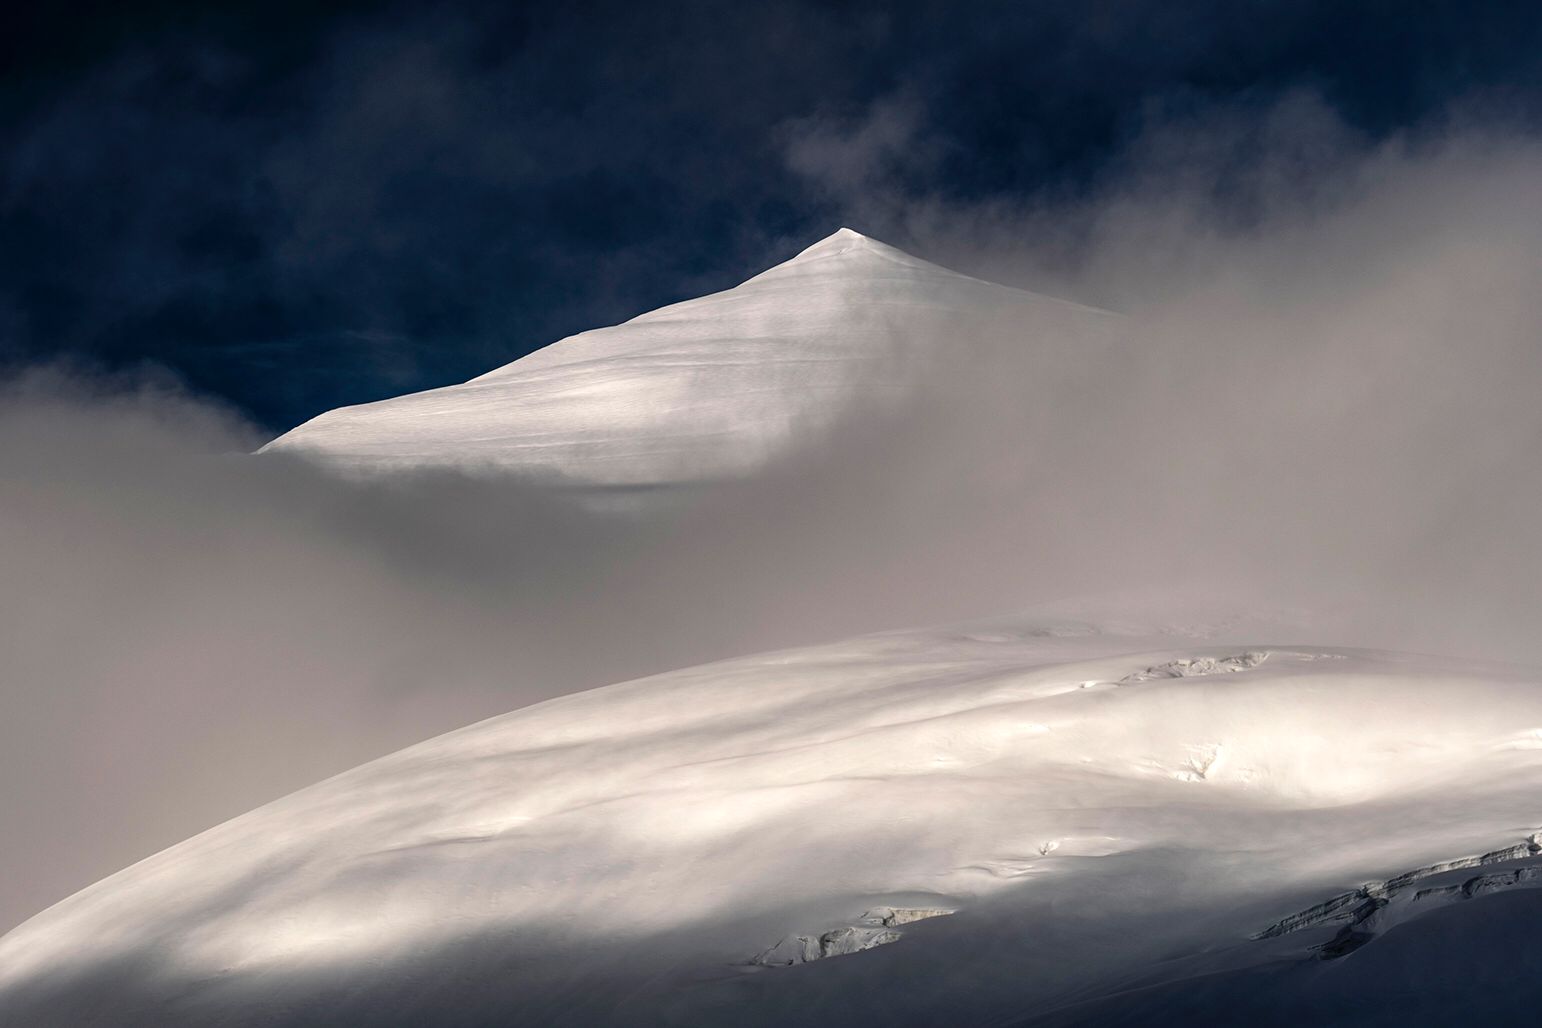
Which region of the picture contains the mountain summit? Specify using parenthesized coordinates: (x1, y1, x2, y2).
(260, 230, 1112, 488)
(749, 226, 969, 279)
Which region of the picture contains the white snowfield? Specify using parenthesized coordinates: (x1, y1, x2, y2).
(259, 228, 1115, 486)
(4, 611, 1542, 1026)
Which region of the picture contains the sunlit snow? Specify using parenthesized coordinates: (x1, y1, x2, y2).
(4, 611, 1540, 1024)
(260, 229, 1116, 487)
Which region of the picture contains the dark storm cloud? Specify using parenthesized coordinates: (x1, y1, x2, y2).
(4, 1, 1541, 431)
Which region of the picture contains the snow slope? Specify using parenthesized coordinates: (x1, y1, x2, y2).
(4, 610, 1541, 1026)
(259, 229, 1115, 487)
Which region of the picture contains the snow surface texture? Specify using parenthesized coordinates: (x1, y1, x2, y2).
(4, 613, 1542, 1026)
(259, 228, 1115, 490)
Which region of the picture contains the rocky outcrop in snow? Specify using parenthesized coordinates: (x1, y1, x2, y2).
(1120, 651, 1268, 683)
(1253, 831, 1542, 957)
(750, 907, 954, 966)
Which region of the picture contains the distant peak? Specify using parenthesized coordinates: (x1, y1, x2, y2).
(738, 226, 1114, 315)
(793, 226, 881, 259)
(763, 226, 943, 278)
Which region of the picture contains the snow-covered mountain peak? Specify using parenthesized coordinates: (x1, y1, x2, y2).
(783, 226, 903, 263)
(745, 226, 971, 285)
(259, 229, 1113, 488)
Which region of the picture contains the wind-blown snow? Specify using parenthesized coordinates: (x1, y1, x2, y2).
(260, 228, 1115, 487)
(4, 611, 1541, 1025)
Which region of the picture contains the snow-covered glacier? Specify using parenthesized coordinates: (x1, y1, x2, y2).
(4, 611, 1541, 1025)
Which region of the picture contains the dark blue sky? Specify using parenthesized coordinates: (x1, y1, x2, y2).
(4, 0, 1541, 432)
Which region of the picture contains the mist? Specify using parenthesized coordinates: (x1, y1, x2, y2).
(787, 91, 1542, 645)
(5, 96, 1542, 933)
